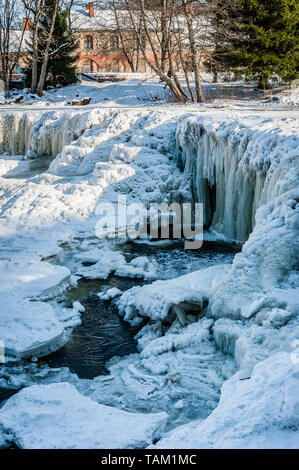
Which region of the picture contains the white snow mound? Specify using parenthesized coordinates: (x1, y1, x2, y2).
(0, 293, 67, 358)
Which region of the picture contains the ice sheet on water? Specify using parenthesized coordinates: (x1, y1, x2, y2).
(0, 382, 167, 448)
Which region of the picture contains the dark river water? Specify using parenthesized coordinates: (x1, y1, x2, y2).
(0, 240, 239, 402)
(45, 276, 140, 379)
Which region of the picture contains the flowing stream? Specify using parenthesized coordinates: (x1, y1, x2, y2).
(45, 240, 238, 379)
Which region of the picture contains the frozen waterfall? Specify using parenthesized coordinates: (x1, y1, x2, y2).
(0, 109, 105, 159)
(175, 114, 298, 243)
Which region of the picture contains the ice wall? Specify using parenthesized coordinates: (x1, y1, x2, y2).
(0, 109, 104, 158)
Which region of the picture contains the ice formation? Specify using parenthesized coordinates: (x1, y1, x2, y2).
(0, 109, 103, 157)
(117, 264, 230, 325)
(0, 382, 167, 448)
(153, 352, 299, 449)
(0, 86, 298, 448)
(74, 246, 157, 280)
(0, 294, 67, 359)
(173, 112, 299, 380)
(0, 256, 80, 359)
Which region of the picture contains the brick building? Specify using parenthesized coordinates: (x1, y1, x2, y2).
(71, 3, 181, 73)
(3, 2, 209, 78)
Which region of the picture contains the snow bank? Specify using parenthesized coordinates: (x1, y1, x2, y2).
(0, 257, 70, 300)
(0, 254, 79, 359)
(0, 382, 167, 448)
(153, 352, 299, 449)
(86, 316, 236, 429)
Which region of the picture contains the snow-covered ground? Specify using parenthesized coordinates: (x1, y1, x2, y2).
(0, 79, 298, 449)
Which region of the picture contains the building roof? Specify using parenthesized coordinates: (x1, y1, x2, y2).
(70, 6, 209, 33)
(2, 29, 31, 53)
(70, 8, 129, 31)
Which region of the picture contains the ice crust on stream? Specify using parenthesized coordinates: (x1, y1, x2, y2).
(0, 97, 298, 448)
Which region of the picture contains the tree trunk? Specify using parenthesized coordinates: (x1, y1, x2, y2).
(213, 69, 218, 83)
(36, 0, 59, 97)
(258, 74, 269, 90)
(125, 0, 187, 102)
(182, 0, 204, 103)
(31, 23, 39, 93)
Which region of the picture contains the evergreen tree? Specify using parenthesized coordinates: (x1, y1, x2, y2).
(208, 0, 299, 88)
(239, 0, 299, 88)
(26, 1, 78, 89)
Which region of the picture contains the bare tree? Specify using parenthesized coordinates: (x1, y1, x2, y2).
(122, 0, 190, 102)
(174, 8, 195, 100)
(109, 0, 213, 103)
(36, 0, 60, 96)
(111, 0, 142, 72)
(21, 0, 46, 93)
(0, 0, 26, 97)
(180, 0, 207, 102)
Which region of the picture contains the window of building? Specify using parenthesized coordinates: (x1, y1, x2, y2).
(110, 35, 119, 50)
(84, 35, 93, 50)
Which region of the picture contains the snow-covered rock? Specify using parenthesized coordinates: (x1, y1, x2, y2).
(117, 264, 230, 325)
(98, 287, 122, 301)
(75, 247, 126, 279)
(75, 246, 157, 281)
(0, 382, 167, 449)
(115, 256, 157, 281)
